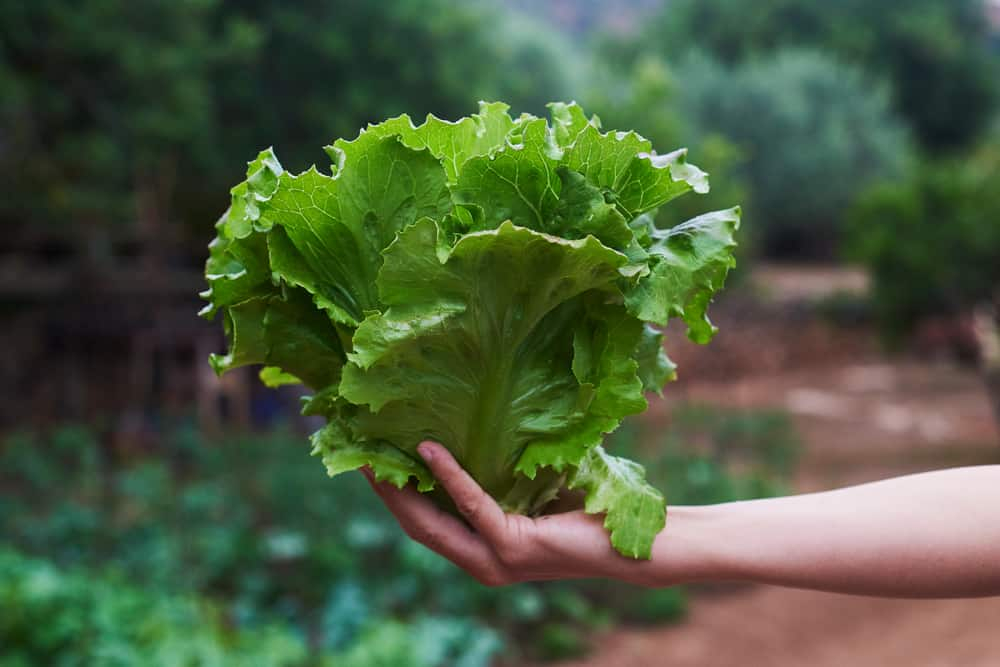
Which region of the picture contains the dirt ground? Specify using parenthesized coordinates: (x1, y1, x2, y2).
(552, 266, 1000, 667)
(564, 585, 1000, 667)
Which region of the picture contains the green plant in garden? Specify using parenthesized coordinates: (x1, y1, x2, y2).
(0, 415, 795, 663)
(201, 102, 740, 559)
(0, 548, 310, 667)
(0, 427, 506, 666)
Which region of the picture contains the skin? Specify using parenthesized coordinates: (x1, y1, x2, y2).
(363, 441, 1000, 597)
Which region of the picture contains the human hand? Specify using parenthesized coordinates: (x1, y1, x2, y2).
(362, 441, 658, 586)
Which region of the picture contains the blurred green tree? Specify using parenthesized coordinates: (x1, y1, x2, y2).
(639, 0, 999, 152)
(675, 49, 910, 258)
(0, 0, 577, 245)
(0, 0, 255, 243)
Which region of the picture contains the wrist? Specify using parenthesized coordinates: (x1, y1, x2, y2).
(618, 503, 739, 588)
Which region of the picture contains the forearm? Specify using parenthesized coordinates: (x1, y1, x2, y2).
(633, 466, 1000, 597)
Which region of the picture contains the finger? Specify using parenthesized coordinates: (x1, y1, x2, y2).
(360, 467, 504, 581)
(416, 441, 508, 544)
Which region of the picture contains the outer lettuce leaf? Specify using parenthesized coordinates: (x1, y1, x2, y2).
(547, 101, 599, 148)
(208, 287, 345, 390)
(513, 301, 646, 479)
(345, 101, 516, 184)
(562, 125, 709, 217)
(199, 226, 272, 319)
(262, 135, 452, 325)
(259, 366, 301, 388)
(567, 446, 667, 559)
(625, 207, 741, 343)
(634, 324, 676, 394)
(452, 118, 636, 253)
(199, 149, 284, 318)
(551, 168, 635, 251)
(452, 118, 559, 232)
(311, 419, 434, 492)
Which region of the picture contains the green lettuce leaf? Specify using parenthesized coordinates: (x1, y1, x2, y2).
(514, 301, 647, 479)
(634, 324, 676, 394)
(547, 101, 599, 148)
(347, 101, 516, 184)
(199, 149, 284, 318)
(259, 366, 301, 388)
(311, 419, 434, 492)
(263, 134, 452, 325)
(451, 118, 560, 233)
(568, 446, 667, 559)
(451, 118, 637, 253)
(562, 125, 709, 218)
(209, 287, 345, 390)
(624, 207, 741, 343)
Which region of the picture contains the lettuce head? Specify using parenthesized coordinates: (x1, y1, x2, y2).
(201, 102, 739, 559)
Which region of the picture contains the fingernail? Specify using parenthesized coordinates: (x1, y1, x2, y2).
(417, 442, 435, 462)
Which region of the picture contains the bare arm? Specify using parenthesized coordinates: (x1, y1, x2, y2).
(646, 465, 1000, 597)
(365, 442, 1000, 598)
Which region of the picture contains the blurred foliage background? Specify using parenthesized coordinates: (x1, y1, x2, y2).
(0, 413, 798, 664)
(2, 0, 999, 664)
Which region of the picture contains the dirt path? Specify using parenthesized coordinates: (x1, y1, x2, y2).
(559, 361, 1000, 667)
(561, 587, 1000, 667)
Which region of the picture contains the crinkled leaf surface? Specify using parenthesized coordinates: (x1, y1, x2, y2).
(263, 134, 452, 325)
(634, 324, 676, 394)
(625, 207, 741, 343)
(348, 101, 516, 184)
(452, 118, 561, 233)
(311, 419, 434, 492)
(562, 126, 709, 218)
(199, 149, 285, 318)
(340, 219, 644, 510)
(547, 101, 599, 148)
(209, 287, 345, 390)
(513, 301, 646, 479)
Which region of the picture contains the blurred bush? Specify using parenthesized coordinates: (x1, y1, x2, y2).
(641, 0, 999, 152)
(674, 49, 910, 258)
(0, 406, 799, 663)
(0, 548, 309, 667)
(847, 132, 1000, 343)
